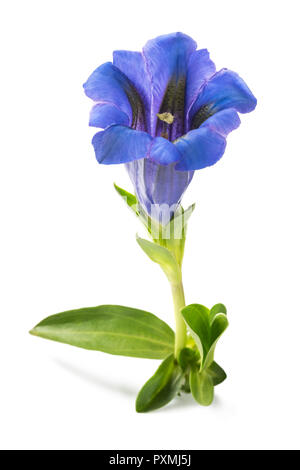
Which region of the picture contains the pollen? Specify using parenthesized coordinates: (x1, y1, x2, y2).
(157, 112, 174, 124)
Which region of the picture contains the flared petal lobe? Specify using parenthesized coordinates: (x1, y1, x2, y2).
(149, 138, 181, 165)
(190, 69, 257, 129)
(174, 127, 226, 171)
(143, 32, 197, 137)
(92, 125, 152, 165)
(202, 108, 241, 137)
(83, 62, 146, 130)
(113, 50, 151, 131)
(89, 103, 129, 128)
(185, 49, 216, 127)
(175, 109, 240, 171)
(83, 62, 132, 122)
(92, 126, 182, 167)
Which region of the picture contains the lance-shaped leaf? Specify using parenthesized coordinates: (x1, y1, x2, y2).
(30, 305, 174, 359)
(136, 354, 184, 412)
(190, 367, 214, 406)
(136, 236, 181, 283)
(181, 303, 228, 369)
(114, 183, 138, 213)
(114, 183, 152, 233)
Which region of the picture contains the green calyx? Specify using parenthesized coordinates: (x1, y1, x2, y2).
(114, 181, 195, 268)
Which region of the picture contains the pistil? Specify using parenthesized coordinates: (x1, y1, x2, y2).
(157, 112, 174, 139)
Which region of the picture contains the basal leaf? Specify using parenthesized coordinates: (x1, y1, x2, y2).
(181, 304, 211, 361)
(30, 305, 174, 359)
(183, 304, 229, 370)
(203, 313, 229, 368)
(190, 367, 214, 406)
(211, 314, 228, 343)
(206, 361, 227, 386)
(209, 303, 227, 324)
(136, 354, 184, 412)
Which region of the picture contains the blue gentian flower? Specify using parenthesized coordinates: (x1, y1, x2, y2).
(84, 32, 256, 220)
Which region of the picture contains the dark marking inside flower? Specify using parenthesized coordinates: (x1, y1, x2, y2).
(171, 77, 186, 141)
(124, 82, 147, 131)
(156, 77, 186, 140)
(191, 104, 214, 129)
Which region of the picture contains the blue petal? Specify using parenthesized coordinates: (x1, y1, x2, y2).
(113, 50, 151, 131)
(89, 103, 129, 128)
(126, 159, 194, 220)
(185, 49, 216, 125)
(92, 125, 152, 165)
(149, 137, 181, 165)
(202, 108, 241, 137)
(190, 69, 257, 120)
(83, 62, 133, 123)
(174, 127, 226, 171)
(143, 32, 197, 135)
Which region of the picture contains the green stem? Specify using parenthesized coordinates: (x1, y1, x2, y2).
(171, 278, 186, 359)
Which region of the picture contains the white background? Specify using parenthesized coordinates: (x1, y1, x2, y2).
(1, 0, 299, 450)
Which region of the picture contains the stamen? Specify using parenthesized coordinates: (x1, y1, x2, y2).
(157, 112, 174, 125)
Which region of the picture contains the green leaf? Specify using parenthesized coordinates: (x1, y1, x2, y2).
(182, 304, 229, 370)
(114, 183, 138, 212)
(190, 367, 214, 406)
(204, 313, 229, 368)
(211, 314, 228, 345)
(30, 305, 174, 359)
(206, 361, 227, 386)
(181, 304, 211, 361)
(136, 235, 181, 283)
(136, 355, 184, 412)
(114, 183, 152, 232)
(209, 303, 227, 324)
